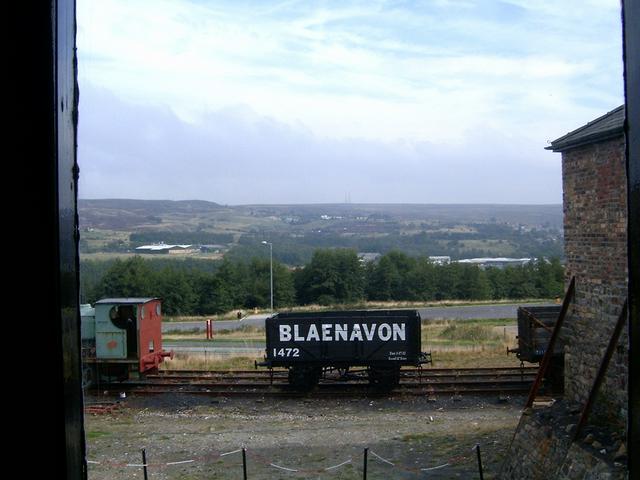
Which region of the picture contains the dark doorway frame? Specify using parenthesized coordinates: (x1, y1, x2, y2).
(30, 1, 638, 478)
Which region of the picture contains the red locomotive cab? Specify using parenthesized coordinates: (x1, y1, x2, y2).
(137, 298, 173, 372)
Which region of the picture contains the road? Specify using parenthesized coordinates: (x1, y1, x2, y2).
(161, 302, 554, 333)
(162, 314, 271, 332)
(416, 302, 554, 320)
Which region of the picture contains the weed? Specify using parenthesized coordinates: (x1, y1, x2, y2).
(439, 324, 501, 342)
(402, 432, 431, 442)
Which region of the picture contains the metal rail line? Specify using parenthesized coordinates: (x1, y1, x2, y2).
(94, 366, 538, 398)
(155, 366, 538, 376)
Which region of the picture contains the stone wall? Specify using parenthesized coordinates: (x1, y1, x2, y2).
(560, 136, 628, 426)
(558, 441, 627, 479)
(500, 403, 576, 479)
(500, 401, 628, 479)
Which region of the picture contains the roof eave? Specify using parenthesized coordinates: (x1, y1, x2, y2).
(545, 129, 624, 152)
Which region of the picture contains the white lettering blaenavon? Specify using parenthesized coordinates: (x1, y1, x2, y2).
(278, 323, 406, 342)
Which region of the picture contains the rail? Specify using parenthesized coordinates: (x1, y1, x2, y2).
(89, 366, 538, 398)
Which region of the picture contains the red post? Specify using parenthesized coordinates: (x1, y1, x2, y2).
(206, 319, 212, 340)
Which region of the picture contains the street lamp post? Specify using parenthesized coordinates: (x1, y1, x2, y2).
(261, 241, 273, 311)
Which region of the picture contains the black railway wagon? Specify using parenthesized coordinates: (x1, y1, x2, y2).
(260, 309, 425, 390)
(513, 305, 563, 363)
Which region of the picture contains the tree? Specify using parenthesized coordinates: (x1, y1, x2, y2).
(91, 256, 154, 301)
(503, 265, 539, 298)
(296, 249, 365, 304)
(272, 262, 296, 307)
(532, 258, 564, 297)
(434, 263, 462, 300)
(367, 251, 415, 300)
(406, 257, 437, 301)
(485, 267, 509, 299)
(215, 259, 251, 307)
(457, 265, 491, 300)
(194, 272, 233, 315)
(154, 267, 197, 315)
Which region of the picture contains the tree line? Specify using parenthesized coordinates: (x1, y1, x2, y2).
(81, 249, 564, 316)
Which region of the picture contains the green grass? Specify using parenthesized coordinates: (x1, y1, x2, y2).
(421, 319, 514, 344)
(426, 318, 515, 327)
(402, 432, 431, 442)
(439, 324, 502, 342)
(161, 355, 266, 371)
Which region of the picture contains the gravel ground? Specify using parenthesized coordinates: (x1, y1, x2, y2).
(84, 393, 525, 479)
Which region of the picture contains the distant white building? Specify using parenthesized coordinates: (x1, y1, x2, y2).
(135, 244, 198, 254)
(358, 252, 382, 263)
(428, 256, 451, 265)
(456, 257, 533, 269)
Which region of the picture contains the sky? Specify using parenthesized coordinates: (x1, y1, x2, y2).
(77, 0, 624, 205)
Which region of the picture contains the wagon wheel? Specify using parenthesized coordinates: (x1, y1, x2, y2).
(288, 366, 321, 391)
(368, 366, 400, 392)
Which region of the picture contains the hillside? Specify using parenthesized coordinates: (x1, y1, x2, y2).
(78, 199, 564, 263)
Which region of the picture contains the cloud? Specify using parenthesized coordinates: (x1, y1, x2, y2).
(76, 0, 621, 203)
(78, 84, 561, 204)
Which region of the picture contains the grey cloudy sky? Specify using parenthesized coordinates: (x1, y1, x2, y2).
(77, 0, 624, 204)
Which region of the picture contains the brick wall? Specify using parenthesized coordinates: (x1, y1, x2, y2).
(560, 136, 628, 426)
(500, 129, 629, 479)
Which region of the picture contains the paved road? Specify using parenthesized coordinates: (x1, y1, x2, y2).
(417, 302, 554, 321)
(162, 302, 554, 333)
(162, 314, 271, 332)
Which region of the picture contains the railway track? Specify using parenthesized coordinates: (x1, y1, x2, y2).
(95, 366, 538, 398)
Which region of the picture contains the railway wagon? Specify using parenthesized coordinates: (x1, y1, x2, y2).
(259, 309, 428, 390)
(511, 305, 563, 363)
(509, 305, 565, 394)
(81, 297, 172, 386)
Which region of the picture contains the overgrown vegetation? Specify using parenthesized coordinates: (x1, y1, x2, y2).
(162, 354, 265, 371)
(439, 324, 501, 343)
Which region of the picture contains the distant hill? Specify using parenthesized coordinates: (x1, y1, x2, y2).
(79, 199, 228, 230)
(79, 199, 563, 231)
(78, 199, 564, 262)
(241, 203, 563, 229)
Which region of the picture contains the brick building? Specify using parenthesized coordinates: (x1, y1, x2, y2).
(551, 105, 628, 424)
(500, 106, 629, 479)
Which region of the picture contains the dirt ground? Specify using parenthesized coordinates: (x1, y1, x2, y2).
(84, 392, 524, 479)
